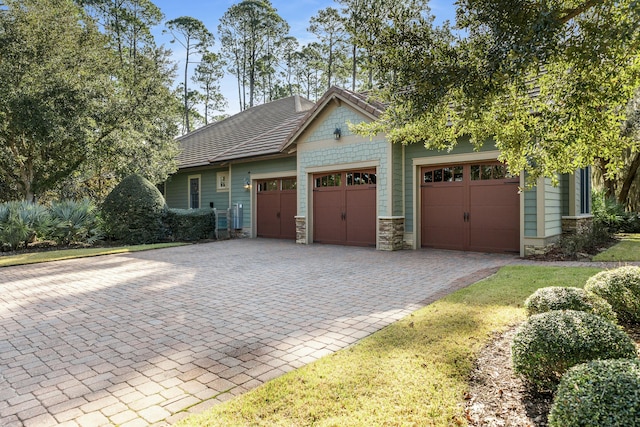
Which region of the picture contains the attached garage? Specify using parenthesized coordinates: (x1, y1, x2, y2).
(313, 169, 377, 247)
(256, 177, 297, 239)
(421, 162, 519, 253)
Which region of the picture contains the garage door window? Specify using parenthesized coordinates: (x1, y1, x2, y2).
(315, 173, 342, 188)
(258, 179, 279, 192)
(347, 171, 376, 185)
(282, 178, 296, 190)
(424, 166, 463, 183)
(471, 164, 513, 181)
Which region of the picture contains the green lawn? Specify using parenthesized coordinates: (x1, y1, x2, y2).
(176, 266, 601, 427)
(0, 242, 187, 267)
(592, 233, 640, 262)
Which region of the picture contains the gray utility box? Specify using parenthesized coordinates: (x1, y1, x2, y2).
(232, 203, 243, 230)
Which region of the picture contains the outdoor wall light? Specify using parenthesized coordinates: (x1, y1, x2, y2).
(333, 127, 342, 140)
(243, 177, 251, 190)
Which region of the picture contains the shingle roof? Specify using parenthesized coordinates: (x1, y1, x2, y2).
(176, 95, 314, 169)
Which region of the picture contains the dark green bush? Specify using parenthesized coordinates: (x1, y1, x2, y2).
(592, 191, 640, 233)
(511, 310, 637, 392)
(585, 266, 640, 323)
(48, 199, 102, 245)
(164, 208, 215, 241)
(524, 286, 617, 323)
(548, 358, 640, 427)
(101, 174, 167, 244)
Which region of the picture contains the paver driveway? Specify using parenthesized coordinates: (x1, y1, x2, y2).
(0, 239, 518, 426)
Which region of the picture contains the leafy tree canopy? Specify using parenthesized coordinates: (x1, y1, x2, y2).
(0, 0, 180, 202)
(356, 0, 640, 184)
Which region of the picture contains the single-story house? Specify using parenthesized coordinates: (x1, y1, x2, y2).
(163, 86, 592, 256)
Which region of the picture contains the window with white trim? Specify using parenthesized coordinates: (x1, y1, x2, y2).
(217, 171, 229, 192)
(188, 175, 200, 209)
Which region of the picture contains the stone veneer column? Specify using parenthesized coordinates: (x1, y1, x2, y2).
(378, 216, 405, 251)
(561, 215, 594, 236)
(295, 216, 307, 244)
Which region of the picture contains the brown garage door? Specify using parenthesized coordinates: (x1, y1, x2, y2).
(421, 162, 519, 253)
(257, 177, 297, 239)
(313, 170, 376, 246)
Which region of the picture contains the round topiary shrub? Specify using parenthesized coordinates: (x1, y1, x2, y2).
(524, 286, 617, 323)
(101, 174, 167, 244)
(511, 310, 637, 392)
(548, 358, 640, 427)
(585, 266, 640, 323)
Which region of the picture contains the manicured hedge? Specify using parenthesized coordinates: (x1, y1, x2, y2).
(585, 266, 640, 323)
(524, 286, 617, 323)
(164, 208, 216, 241)
(549, 358, 640, 427)
(511, 310, 637, 391)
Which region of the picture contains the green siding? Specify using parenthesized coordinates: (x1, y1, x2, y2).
(231, 156, 297, 228)
(165, 168, 229, 211)
(524, 188, 537, 237)
(306, 106, 365, 142)
(392, 143, 404, 216)
(545, 178, 562, 236)
(560, 173, 570, 216)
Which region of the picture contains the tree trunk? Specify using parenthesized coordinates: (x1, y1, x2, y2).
(327, 38, 333, 90)
(352, 43, 357, 91)
(618, 151, 640, 207)
(184, 39, 190, 133)
(598, 157, 617, 200)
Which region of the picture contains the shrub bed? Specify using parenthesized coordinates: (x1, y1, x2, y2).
(49, 199, 102, 245)
(0, 199, 102, 250)
(548, 358, 640, 427)
(511, 310, 637, 392)
(164, 209, 216, 241)
(524, 286, 617, 323)
(585, 266, 640, 323)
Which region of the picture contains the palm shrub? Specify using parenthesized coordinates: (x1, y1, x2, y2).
(0, 201, 50, 250)
(48, 199, 102, 245)
(101, 174, 167, 244)
(548, 359, 640, 427)
(511, 310, 637, 392)
(524, 286, 617, 323)
(585, 266, 640, 323)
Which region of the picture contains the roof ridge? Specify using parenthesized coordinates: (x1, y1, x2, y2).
(208, 113, 305, 163)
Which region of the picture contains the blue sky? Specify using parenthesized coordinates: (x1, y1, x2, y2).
(150, 0, 457, 114)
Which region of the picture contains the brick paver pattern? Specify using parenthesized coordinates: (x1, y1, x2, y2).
(1, 239, 519, 426)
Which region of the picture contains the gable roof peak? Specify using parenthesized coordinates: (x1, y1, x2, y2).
(281, 86, 386, 150)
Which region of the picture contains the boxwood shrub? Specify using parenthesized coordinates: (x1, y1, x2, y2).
(101, 174, 167, 244)
(548, 358, 640, 427)
(164, 208, 216, 241)
(585, 266, 640, 323)
(524, 286, 617, 323)
(511, 310, 637, 392)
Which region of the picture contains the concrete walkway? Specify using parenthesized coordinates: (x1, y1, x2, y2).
(1, 240, 527, 426)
